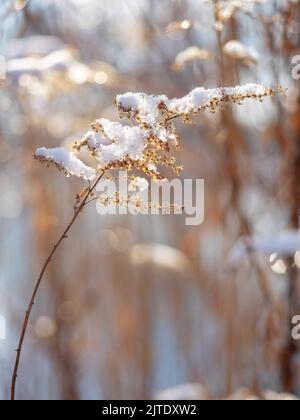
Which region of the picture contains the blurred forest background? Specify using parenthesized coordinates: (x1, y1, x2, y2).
(1, 0, 300, 400)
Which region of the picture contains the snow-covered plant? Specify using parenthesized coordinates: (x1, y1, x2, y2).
(223, 40, 259, 66)
(172, 47, 213, 71)
(11, 82, 282, 400)
(35, 83, 280, 182)
(214, 0, 267, 22)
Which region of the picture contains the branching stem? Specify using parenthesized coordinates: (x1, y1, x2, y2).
(10, 172, 105, 400)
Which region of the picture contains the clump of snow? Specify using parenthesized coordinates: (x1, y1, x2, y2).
(115, 92, 140, 111)
(168, 83, 271, 114)
(77, 119, 149, 164)
(35, 147, 96, 180)
(223, 83, 267, 97)
(168, 87, 222, 114)
(95, 119, 148, 163)
(117, 84, 274, 121)
(223, 40, 259, 64)
(116, 92, 169, 127)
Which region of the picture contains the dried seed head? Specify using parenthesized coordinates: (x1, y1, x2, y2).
(35, 84, 282, 183)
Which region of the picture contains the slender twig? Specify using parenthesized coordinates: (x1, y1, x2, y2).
(10, 172, 105, 400)
(163, 113, 181, 123)
(84, 196, 102, 206)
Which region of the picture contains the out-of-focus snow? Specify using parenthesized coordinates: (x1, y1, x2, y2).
(3, 35, 64, 59)
(0, 315, 6, 340)
(6, 49, 85, 83)
(130, 243, 190, 273)
(223, 40, 259, 64)
(155, 383, 209, 400)
(229, 230, 300, 264)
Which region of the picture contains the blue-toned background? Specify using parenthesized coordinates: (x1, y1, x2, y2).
(0, 0, 300, 400)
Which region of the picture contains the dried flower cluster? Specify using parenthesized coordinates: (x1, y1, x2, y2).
(223, 40, 259, 65)
(35, 83, 281, 184)
(212, 0, 267, 31)
(214, 0, 267, 21)
(172, 47, 213, 70)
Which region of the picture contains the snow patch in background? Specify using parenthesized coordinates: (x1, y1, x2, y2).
(0, 315, 6, 340)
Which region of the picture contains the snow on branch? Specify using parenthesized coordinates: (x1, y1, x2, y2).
(116, 84, 279, 120)
(73, 119, 148, 163)
(35, 84, 282, 181)
(35, 147, 96, 181)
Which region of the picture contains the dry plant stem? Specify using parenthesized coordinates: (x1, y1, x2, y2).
(10, 172, 105, 401)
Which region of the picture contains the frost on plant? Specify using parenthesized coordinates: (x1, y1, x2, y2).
(35, 83, 281, 186)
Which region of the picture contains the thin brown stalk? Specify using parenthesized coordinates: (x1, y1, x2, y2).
(10, 171, 105, 400)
